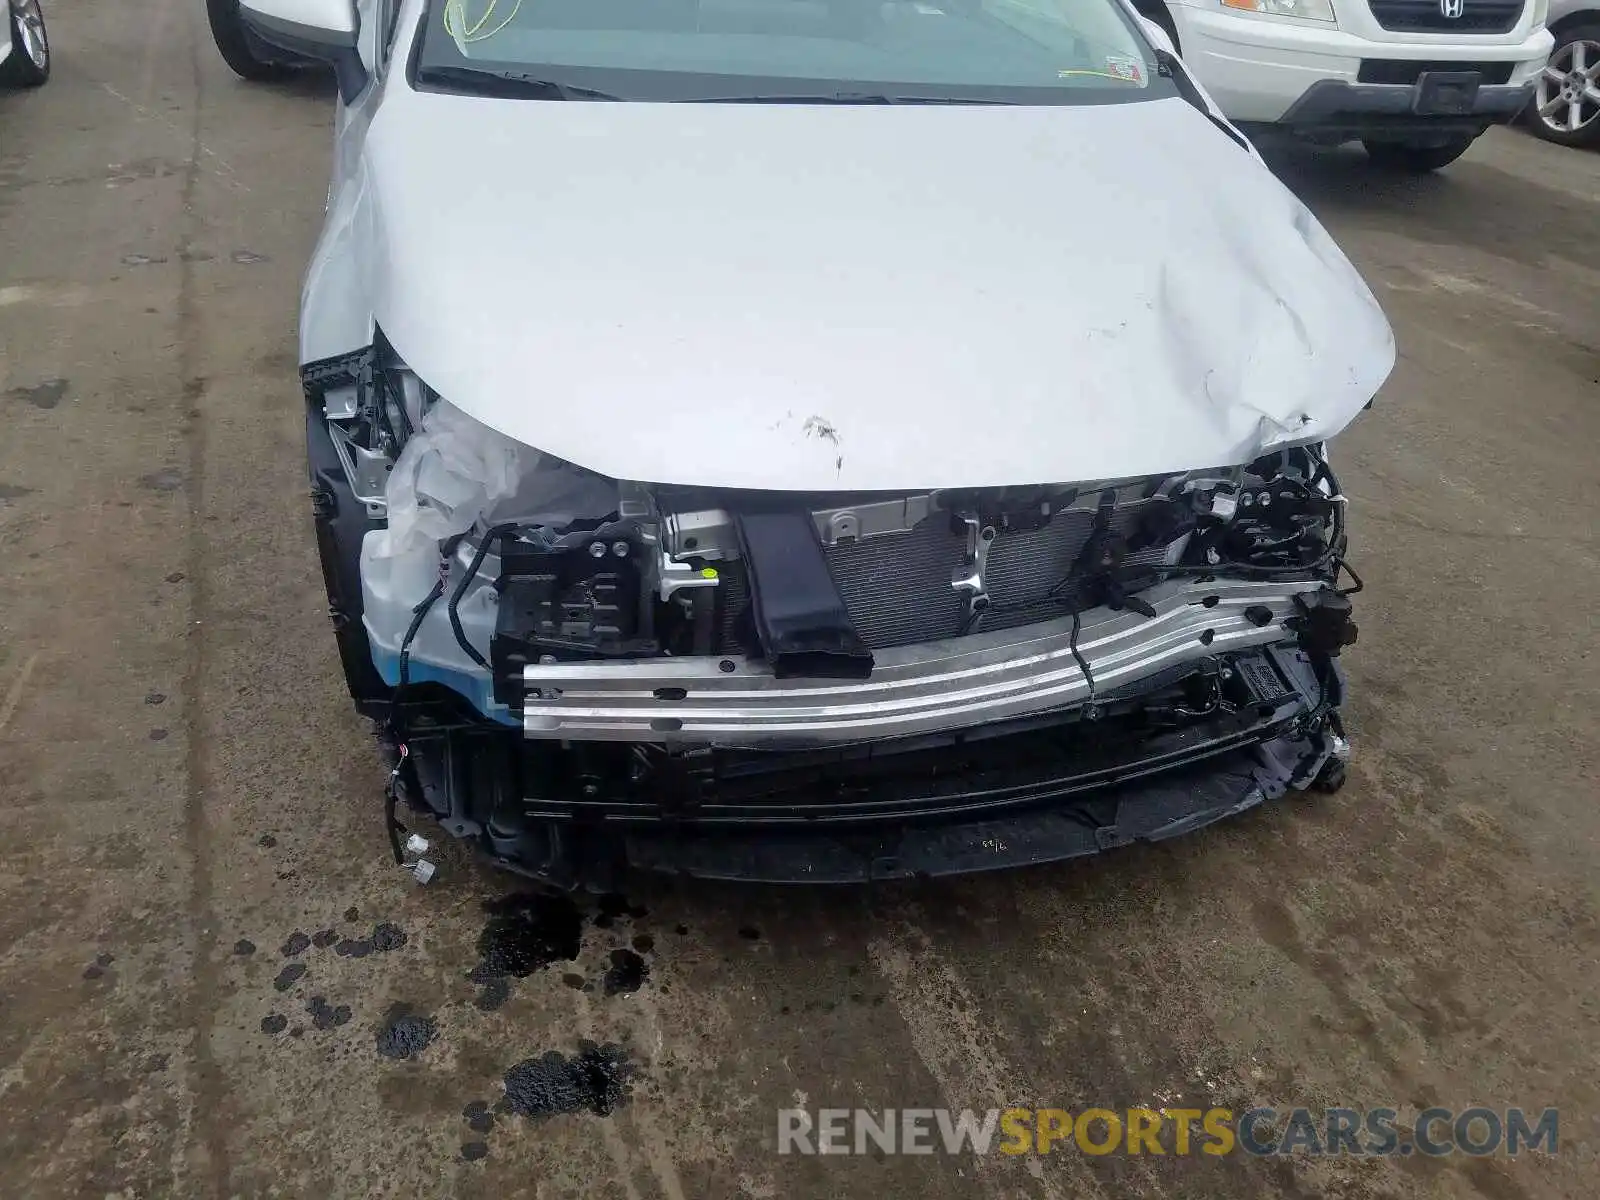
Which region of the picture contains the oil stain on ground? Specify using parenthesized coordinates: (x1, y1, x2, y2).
(593, 893, 648, 929)
(467, 892, 584, 1008)
(375, 1003, 437, 1060)
(5, 378, 68, 409)
(462, 1100, 495, 1134)
(334, 922, 407, 959)
(502, 1042, 637, 1118)
(307, 996, 352, 1030)
(602, 949, 648, 996)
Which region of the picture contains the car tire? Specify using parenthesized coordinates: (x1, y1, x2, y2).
(206, 0, 293, 82)
(1526, 24, 1600, 149)
(0, 0, 50, 88)
(1361, 135, 1477, 173)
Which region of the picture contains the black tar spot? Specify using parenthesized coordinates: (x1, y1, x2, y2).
(148, 729, 168, 742)
(257, 834, 277, 848)
(233, 939, 256, 956)
(273, 963, 307, 992)
(674, 924, 689, 936)
(603, 949, 648, 997)
(165, 572, 185, 584)
(469, 894, 582, 991)
(143, 1053, 170, 1073)
(312, 929, 339, 949)
(561, 973, 586, 991)
(375, 1004, 437, 1060)
(336, 923, 408, 959)
(144, 692, 166, 705)
(343, 905, 360, 922)
(462, 1100, 495, 1134)
(307, 996, 352, 1030)
(503, 1042, 636, 1119)
(738, 927, 762, 941)
(461, 1141, 489, 1162)
(261, 1013, 287, 1035)
(632, 934, 654, 953)
(593, 893, 648, 929)
(281, 932, 311, 957)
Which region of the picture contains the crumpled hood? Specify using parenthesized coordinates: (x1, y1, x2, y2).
(362, 87, 1393, 491)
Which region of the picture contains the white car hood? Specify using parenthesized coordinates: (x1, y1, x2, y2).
(361, 88, 1393, 492)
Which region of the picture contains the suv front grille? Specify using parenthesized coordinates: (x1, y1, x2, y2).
(1366, 0, 1522, 34)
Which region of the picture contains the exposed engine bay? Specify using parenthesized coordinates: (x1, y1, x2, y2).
(306, 347, 1360, 888)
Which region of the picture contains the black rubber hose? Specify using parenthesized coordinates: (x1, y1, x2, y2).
(449, 523, 521, 669)
(397, 580, 445, 693)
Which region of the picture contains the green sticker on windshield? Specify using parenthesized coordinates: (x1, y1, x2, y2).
(444, 0, 520, 47)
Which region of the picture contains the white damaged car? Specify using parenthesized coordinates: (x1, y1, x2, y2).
(242, 0, 1392, 886)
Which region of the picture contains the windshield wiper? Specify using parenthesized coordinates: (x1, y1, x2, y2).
(690, 92, 1016, 105)
(416, 65, 622, 101)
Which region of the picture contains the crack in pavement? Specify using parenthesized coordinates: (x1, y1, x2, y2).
(172, 2, 231, 1191)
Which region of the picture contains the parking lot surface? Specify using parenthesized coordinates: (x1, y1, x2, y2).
(1, 4, 1597, 1197)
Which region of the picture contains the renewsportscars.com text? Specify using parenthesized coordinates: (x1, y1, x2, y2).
(776, 1106, 1559, 1158)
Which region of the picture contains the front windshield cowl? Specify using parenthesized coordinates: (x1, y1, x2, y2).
(416, 0, 1172, 106)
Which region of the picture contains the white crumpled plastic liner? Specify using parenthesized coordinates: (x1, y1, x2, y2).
(365, 398, 617, 607)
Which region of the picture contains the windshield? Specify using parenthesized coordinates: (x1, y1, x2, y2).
(414, 0, 1166, 104)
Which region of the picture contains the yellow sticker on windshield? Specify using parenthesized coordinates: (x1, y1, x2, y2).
(1057, 66, 1141, 84)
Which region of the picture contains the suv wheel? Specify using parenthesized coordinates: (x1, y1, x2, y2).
(1362, 135, 1477, 173)
(0, 0, 49, 88)
(206, 0, 293, 82)
(1528, 24, 1600, 148)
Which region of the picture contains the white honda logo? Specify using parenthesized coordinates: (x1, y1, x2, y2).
(1440, 0, 1465, 17)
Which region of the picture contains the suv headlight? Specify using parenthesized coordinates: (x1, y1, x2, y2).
(1221, 0, 1337, 22)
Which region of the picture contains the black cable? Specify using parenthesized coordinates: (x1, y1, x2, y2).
(384, 536, 462, 863)
(1335, 557, 1364, 596)
(396, 578, 444, 695)
(1067, 599, 1094, 699)
(449, 522, 521, 669)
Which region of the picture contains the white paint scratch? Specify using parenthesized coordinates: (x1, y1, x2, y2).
(0, 652, 41, 737)
(96, 82, 251, 193)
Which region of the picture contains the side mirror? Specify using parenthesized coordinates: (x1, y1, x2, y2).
(1139, 16, 1176, 56)
(240, 0, 366, 99)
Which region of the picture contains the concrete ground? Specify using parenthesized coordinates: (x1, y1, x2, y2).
(2, 4, 1597, 1197)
